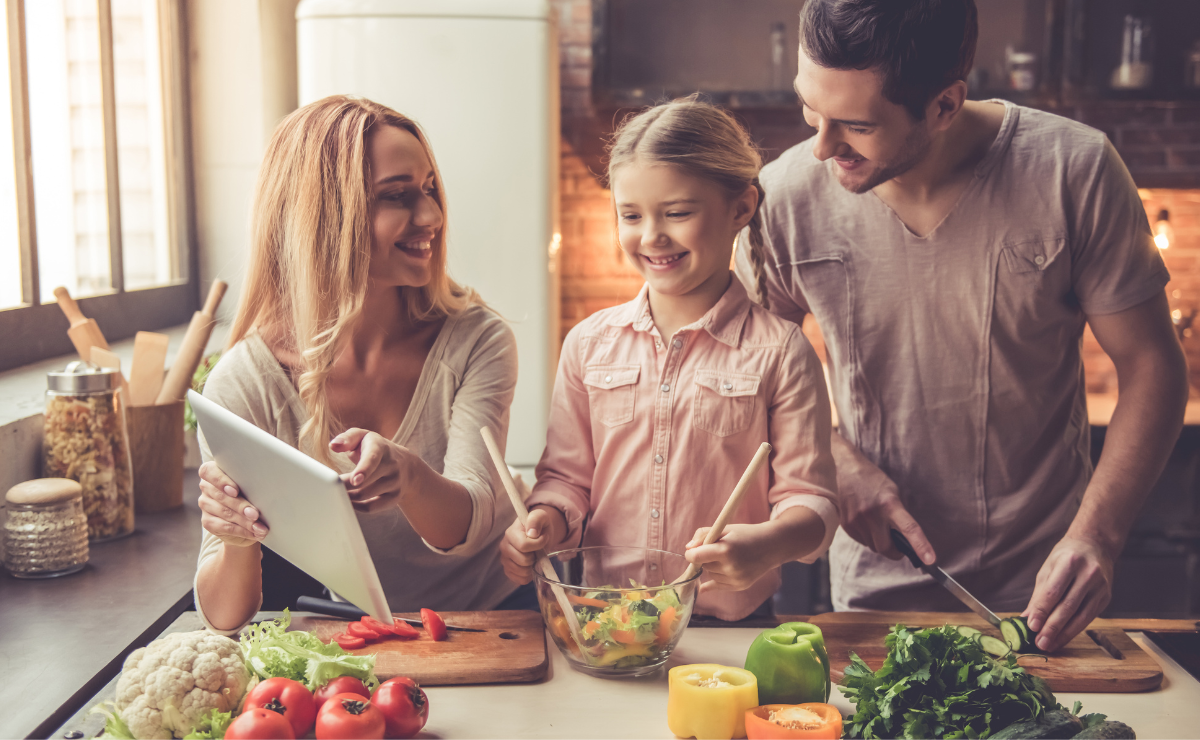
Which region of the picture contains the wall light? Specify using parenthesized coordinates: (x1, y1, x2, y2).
(1154, 209, 1174, 250)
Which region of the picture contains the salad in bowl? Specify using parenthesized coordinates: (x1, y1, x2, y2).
(533, 546, 701, 677)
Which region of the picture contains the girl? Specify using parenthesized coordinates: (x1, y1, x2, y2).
(195, 95, 522, 633)
(500, 98, 838, 620)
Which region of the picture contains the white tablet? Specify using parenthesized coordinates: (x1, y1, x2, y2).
(188, 390, 392, 622)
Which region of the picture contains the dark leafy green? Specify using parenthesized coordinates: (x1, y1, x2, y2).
(840, 624, 1071, 739)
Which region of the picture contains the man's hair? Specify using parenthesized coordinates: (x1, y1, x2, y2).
(800, 0, 978, 120)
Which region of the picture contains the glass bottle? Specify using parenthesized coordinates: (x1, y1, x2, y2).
(4, 478, 89, 578)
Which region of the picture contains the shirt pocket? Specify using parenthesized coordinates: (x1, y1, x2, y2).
(996, 237, 1073, 325)
(582, 364, 640, 427)
(693, 369, 761, 437)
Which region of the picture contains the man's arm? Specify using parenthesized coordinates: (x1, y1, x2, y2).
(1025, 292, 1188, 651)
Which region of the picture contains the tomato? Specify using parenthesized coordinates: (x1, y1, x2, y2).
(315, 693, 386, 740)
(333, 633, 367, 650)
(314, 676, 371, 713)
(225, 707, 296, 740)
(420, 608, 447, 641)
(372, 677, 429, 739)
(348, 621, 383, 640)
(389, 620, 421, 639)
(244, 677, 317, 737)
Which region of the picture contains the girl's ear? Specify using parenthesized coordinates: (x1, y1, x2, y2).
(732, 183, 759, 231)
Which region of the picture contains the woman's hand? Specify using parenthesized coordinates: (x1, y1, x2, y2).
(329, 428, 413, 513)
(684, 523, 780, 594)
(499, 506, 567, 585)
(197, 460, 267, 546)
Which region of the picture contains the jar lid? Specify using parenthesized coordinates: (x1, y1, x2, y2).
(47, 360, 119, 393)
(6, 478, 83, 505)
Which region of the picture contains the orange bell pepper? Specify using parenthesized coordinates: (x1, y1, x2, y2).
(567, 594, 609, 608)
(744, 704, 842, 740)
(657, 606, 677, 644)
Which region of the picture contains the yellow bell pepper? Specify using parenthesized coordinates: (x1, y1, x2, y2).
(668, 664, 760, 740)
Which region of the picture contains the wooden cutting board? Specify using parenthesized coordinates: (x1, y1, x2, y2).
(809, 611, 1163, 693)
(291, 611, 548, 686)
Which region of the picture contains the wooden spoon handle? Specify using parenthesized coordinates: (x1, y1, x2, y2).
(201, 279, 227, 317)
(53, 286, 86, 326)
(674, 441, 773, 585)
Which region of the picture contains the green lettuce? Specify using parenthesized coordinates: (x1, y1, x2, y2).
(239, 609, 379, 691)
(183, 708, 234, 740)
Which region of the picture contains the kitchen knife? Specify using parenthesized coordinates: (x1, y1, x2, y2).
(889, 529, 1002, 628)
(294, 596, 486, 632)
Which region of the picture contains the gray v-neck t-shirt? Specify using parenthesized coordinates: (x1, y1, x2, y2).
(194, 304, 519, 632)
(738, 101, 1169, 611)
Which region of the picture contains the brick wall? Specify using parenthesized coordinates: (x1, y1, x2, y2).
(552, 1, 1200, 392)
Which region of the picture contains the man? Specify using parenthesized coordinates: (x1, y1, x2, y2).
(737, 0, 1188, 652)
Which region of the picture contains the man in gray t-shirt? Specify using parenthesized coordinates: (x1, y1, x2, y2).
(737, 0, 1187, 652)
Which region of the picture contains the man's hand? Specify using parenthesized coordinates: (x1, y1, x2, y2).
(832, 432, 937, 565)
(1023, 536, 1115, 652)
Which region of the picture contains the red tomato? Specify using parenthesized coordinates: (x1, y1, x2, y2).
(348, 621, 383, 640)
(243, 677, 317, 738)
(225, 707, 295, 740)
(315, 693, 386, 740)
(420, 608, 447, 641)
(361, 616, 393, 633)
(314, 676, 371, 713)
(372, 677, 429, 739)
(389, 620, 421, 639)
(333, 633, 367, 650)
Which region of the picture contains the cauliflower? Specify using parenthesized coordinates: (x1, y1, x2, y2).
(111, 630, 251, 739)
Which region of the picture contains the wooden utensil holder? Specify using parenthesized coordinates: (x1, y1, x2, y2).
(127, 401, 185, 512)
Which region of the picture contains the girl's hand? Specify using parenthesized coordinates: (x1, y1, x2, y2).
(197, 460, 267, 546)
(499, 507, 564, 585)
(330, 428, 412, 513)
(684, 523, 779, 593)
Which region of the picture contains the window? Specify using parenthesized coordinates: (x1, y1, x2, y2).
(0, 0, 194, 372)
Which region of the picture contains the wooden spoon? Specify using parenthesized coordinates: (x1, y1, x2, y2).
(479, 427, 594, 663)
(673, 441, 773, 585)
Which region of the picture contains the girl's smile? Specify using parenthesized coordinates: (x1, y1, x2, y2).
(641, 250, 689, 271)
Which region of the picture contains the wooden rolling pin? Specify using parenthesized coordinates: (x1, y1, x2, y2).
(53, 286, 109, 363)
(154, 280, 227, 405)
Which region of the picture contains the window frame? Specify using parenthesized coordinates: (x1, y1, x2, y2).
(0, 0, 197, 373)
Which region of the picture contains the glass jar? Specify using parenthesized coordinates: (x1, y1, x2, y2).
(43, 361, 135, 541)
(4, 478, 90, 578)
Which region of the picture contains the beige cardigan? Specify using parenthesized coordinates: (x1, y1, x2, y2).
(194, 304, 519, 634)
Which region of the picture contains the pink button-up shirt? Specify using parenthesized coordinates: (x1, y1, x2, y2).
(528, 277, 839, 620)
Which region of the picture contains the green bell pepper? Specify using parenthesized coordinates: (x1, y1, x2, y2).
(743, 621, 831, 705)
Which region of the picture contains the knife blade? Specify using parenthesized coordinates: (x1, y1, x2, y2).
(889, 529, 1002, 628)
(294, 596, 487, 633)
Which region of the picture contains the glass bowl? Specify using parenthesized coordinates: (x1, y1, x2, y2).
(533, 546, 701, 678)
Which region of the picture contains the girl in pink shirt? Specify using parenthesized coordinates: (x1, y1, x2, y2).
(501, 98, 839, 620)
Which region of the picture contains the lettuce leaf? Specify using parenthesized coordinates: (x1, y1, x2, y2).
(239, 609, 379, 691)
(183, 708, 234, 740)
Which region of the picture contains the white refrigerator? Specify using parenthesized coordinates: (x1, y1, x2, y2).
(296, 0, 560, 467)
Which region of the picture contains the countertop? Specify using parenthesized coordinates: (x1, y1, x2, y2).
(49, 611, 1200, 740)
(0, 472, 202, 740)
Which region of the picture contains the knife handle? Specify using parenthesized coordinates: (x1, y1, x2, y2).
(889, 529, 925, 569)
(296, 595, 367, 620)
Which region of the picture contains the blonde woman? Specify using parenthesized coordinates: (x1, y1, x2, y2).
(195, 95, 522, 633)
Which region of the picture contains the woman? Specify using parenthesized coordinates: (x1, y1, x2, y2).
(194, 95, 521, 633)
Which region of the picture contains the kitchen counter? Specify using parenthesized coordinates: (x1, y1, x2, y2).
(0, 472, 202, 740)
(48, 610, 1200, 740)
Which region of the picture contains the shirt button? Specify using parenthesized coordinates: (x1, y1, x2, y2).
(604, 375, 612, 384)
(1034, 255, 1045, 266)
(661, 384, 670, 393)
(655, 340, 662, 349)
(650, 563, 657, 570)
(672, 338, 683, 349)
(722, 382, 733, 390)
(651, 509, 660, 518)
(654, 454, 663, 464)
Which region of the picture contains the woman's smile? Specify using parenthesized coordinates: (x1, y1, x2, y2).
(396, 239, 433, 260)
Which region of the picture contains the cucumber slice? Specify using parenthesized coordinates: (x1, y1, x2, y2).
(956, 626, 982, 640)
(980, 635, 1012, 657)
(1000, 618, 1026, 651)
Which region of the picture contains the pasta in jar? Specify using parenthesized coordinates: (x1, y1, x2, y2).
(43, 362, 134, 541)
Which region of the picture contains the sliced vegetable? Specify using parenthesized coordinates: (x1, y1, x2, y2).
(240, 610, 379, 691)
(360, 617, 393, 634)
(333, 634, 367, 651)
(980, 634, 1012, 657)
(956, 626, 982, 640)
(668, 664, 760, 740)
(1001, 618, 1029, 652)
(348, 622, 382, 640)
(745, 703, 843, 739)
(388, 620, 421, 639)
(568, 594, 611, 608)
(420, 608, 448, 641)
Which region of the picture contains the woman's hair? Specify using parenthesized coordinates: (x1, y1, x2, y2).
(228, 94, 477, 464)
(606, 96, 770, 309)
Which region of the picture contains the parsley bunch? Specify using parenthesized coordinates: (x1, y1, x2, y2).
(840, 625, 1059, 739)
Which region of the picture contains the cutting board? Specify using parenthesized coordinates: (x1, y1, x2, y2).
(810, 611, 1163, 693)
(291, 611, 548, 686)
